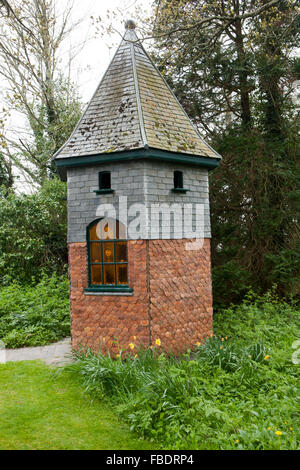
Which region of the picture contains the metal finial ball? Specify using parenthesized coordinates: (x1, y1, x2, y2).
(125, 19, 136, 30)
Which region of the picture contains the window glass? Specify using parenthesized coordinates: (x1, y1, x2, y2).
(116, 265, 128, 285)
(99, 171, 111, 189)
(90, 242, 102, 263)
(103, 265, 115, 284)
(91, 265, 102, 284)
(174, 170, 183, 189)
(103, 242, 114, 262)
(88, 219, 128, 287)
(116, 242, 127, 262)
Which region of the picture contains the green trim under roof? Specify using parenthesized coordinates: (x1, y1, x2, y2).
(55, 147, 220, 181)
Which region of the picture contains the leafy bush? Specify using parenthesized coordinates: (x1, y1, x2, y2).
(66, 292, 300, 450)
(0, 274, 70, 348)
(0, 178, 67, 284)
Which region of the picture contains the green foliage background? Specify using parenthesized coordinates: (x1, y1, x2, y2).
(0, 0, 298, 308)
(0, 273, 70, 348)
(151, 0, 300, 305)
(0, 178, 67, 284)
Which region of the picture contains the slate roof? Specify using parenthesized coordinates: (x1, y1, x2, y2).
(53, 22, 221, 161)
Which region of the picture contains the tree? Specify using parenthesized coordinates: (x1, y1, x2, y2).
(0, 152, 13, 192)
(0, 0, 83, 185)
(151, 0, 300, 304)
(151, 0, 298, 131)
(0, 1, 11, 15)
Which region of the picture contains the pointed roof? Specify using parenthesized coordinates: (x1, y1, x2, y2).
(53, 21, 221, 161)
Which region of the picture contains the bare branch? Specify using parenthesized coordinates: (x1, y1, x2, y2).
(150, 0, 282, 40)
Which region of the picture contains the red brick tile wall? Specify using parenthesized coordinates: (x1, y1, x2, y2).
(148, 239, 213, 354)
(68, 238, 213, 355)
(68, 240, 150, 353)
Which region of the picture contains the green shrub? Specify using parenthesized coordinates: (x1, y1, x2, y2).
(2, 326, 59, 348)
(0, 274, 70, 348)
(0, 178, 67, 284)
(66, 292, 300, 450)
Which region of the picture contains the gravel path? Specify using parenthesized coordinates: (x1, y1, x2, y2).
(0, 338, 72, 366)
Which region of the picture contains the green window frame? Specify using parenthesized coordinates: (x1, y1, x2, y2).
(94, 171, 114, 194)
(172, 170, 190, 193)
(174, 170, 183, 189)
(85, 218, 132, 293)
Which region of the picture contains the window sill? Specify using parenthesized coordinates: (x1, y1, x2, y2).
(93, 189, 114, 195)
(171, 188, 190, 193)
(84, 286, 133, 296)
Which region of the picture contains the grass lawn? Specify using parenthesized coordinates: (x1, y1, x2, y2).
(0, 361, 158, 450)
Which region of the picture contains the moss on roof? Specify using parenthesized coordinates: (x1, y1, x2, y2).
(54, 25, 220, 161)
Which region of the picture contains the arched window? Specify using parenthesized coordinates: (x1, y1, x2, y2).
(87, 218, 131, 292)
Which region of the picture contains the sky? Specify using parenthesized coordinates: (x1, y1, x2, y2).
(1, 0, 152, 192)
(62, 0, 152, 103)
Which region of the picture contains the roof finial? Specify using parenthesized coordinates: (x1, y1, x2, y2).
(125, 19, 136, 30)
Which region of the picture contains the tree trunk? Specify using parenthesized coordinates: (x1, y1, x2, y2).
(234, 8, 252, 127)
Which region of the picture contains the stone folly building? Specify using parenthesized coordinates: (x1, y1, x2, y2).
(53, 21, 221, 354)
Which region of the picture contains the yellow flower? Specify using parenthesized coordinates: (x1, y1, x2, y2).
(196, 341, 201, 347)
(268, 426, 271, 430)
(225, 336, 228, 340)
(235, 439, 239, 443)
(116, 353, 120, 358)
(221, 337, 224, 342)
(129, 343, 135, 350)
(220, 346, 223, 350)
(150, 345, 153, 350)
(133, 336, 136, 340)
(290, 427, 293, 431)
(284, 421, 287, 424)
(210, 333, 214, 337)
(264, 355, 270, 360)
(134, 354, 138, 358)
(275, 430, 282, 436)
(155, 338, 161, 347)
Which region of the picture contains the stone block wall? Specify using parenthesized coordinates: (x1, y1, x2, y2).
(67, 161, 211, 243)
